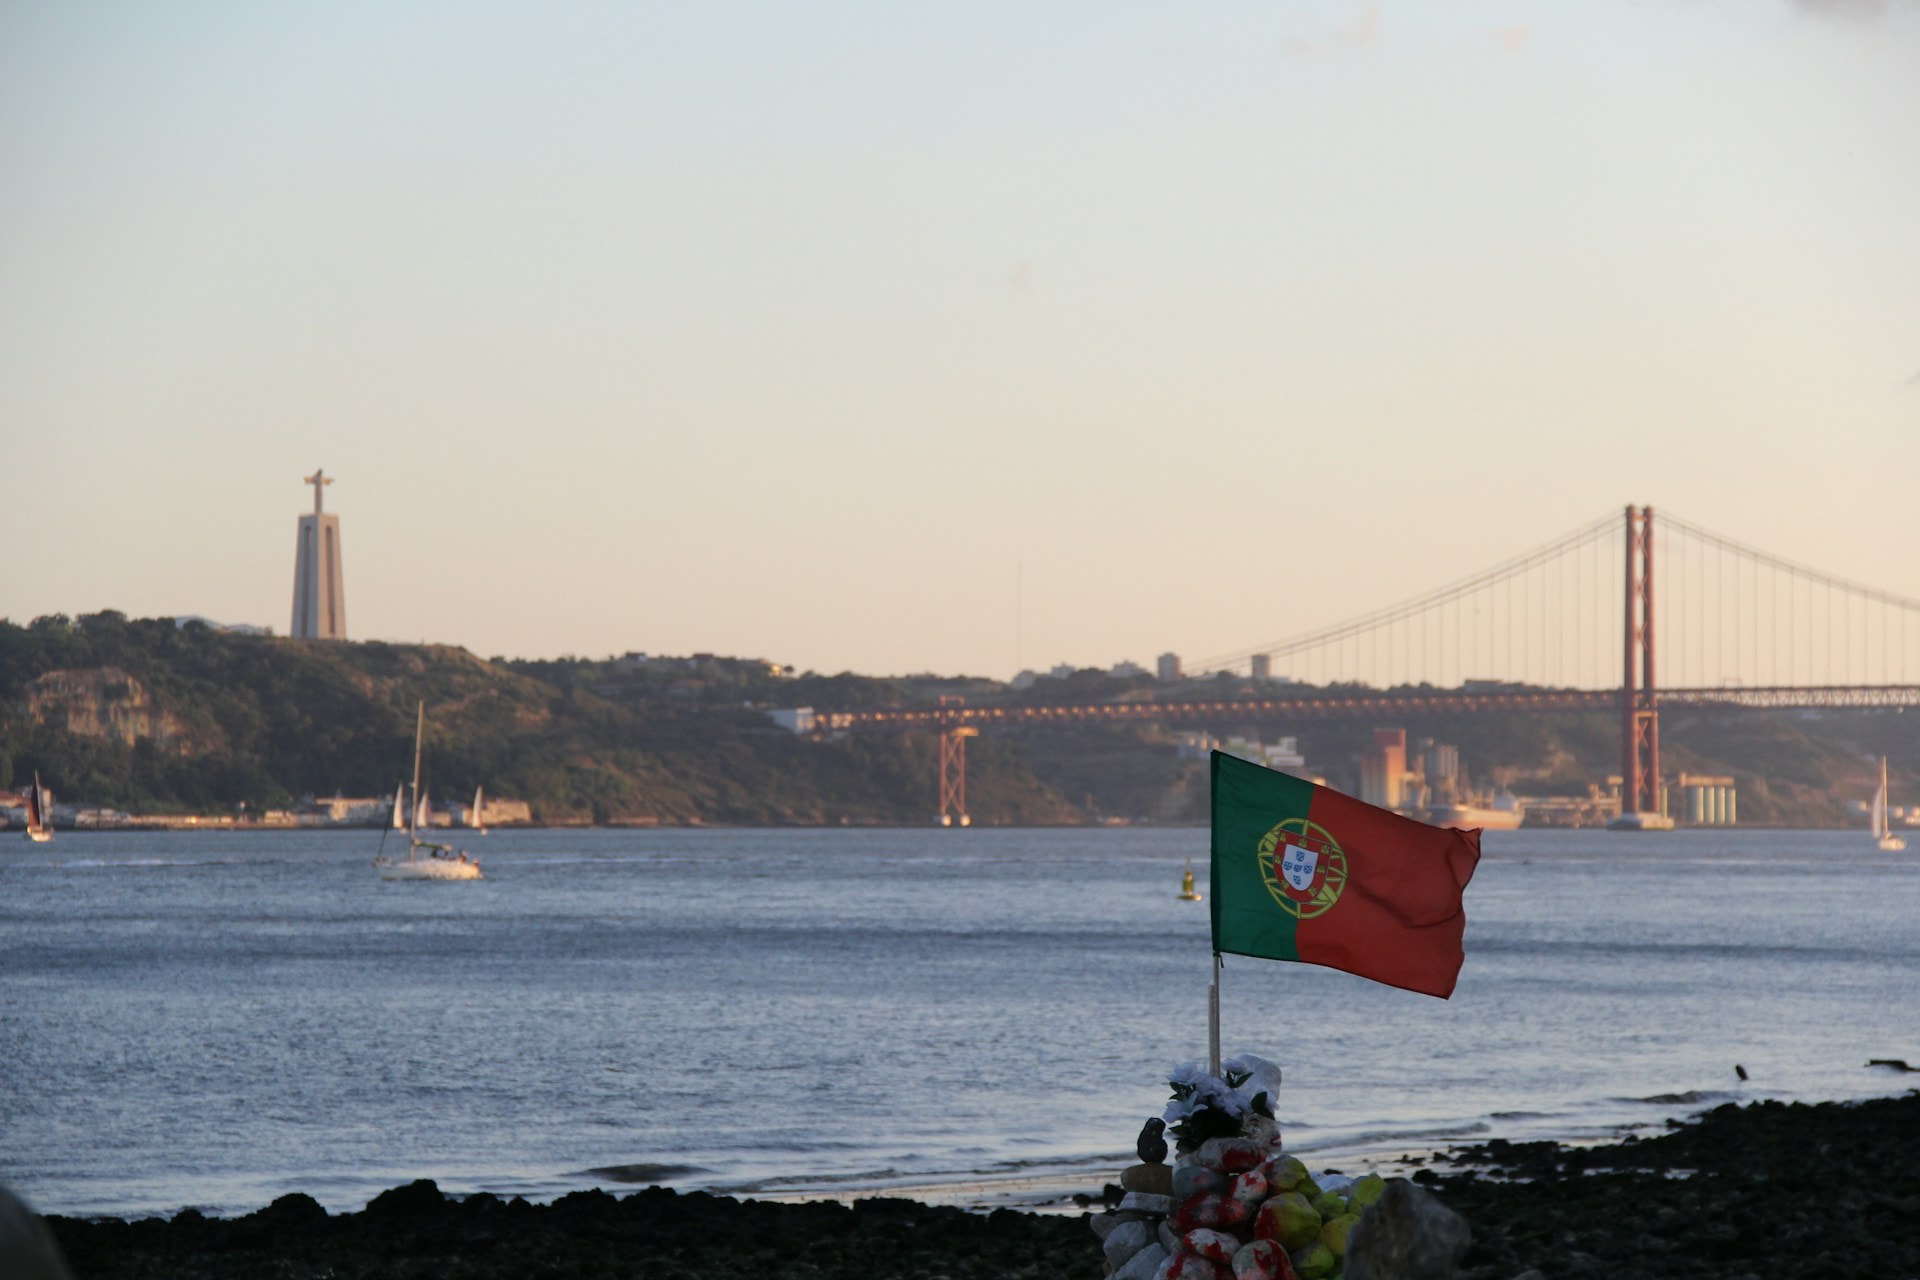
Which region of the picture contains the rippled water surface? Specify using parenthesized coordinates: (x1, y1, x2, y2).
(2, 827, 1914, 1216)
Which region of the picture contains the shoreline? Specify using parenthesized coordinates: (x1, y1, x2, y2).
(34, 1091, 1920, 1279)
(11, 819, 1898, 832)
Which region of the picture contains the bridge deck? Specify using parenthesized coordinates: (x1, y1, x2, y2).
(807, 686, 1920, 731)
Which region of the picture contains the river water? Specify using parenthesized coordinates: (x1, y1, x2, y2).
(1, 826, 1914, 1218)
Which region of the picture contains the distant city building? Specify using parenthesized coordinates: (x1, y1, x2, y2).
(1009, 669, 1038, 690)
(1176, 732, 1312, 777)
(476, 797, 532, 825)
(173, 616, 270, 636)
(290, 469, 347, 640)
(767, 707, 817, 734)
(311, 795, 391, 824)
(1156, 652, 1182, 682)
(1417, 738, 1461, 802)
(1250, 653, 1271, 681)
(1677, 773, 1737, 826)
(1110, 659, 1150, 679)
(1358, 728, 1409, 810)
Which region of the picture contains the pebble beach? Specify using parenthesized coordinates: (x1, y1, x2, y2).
(32, 1091, 1919, 1280)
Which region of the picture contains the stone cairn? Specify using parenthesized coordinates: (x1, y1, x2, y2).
(1090, 1055, 1469, 1280)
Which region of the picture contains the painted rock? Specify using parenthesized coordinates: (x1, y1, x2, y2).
(1172, 1164, 1228, 1201)
(1290, 1241, 1337, 1280)
(1242, 1115, 1282, 1151)
(1193, 1137, 1265, 1173)
(1318, 1213, 1359, 1258)
(1164, 1252, 1230, 1280)
(1309, 1190, 1347, 1221)
(1348, 1173, 1386, 1209)
(1171, 1193, 1227, 1234)
(1253, 1192, 1322, 1252)
(1227, 1166, 1269, 1208)
(1231, 1239, 1296, 1280)
(1183, 1227, 1242, 1265)
(1265, 1155, 1311, 1194)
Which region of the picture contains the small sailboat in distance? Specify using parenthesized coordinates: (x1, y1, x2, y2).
(471, 785, 487, 834)
(23, 771, 53, 843)
(1872, 757, 1906, 851)
(375, 703, 482, 881)
(390, 783, 405, 830)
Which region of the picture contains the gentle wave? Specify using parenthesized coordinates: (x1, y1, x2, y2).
(580, 1163, 709, 1184)
(59, 858, 246, 869)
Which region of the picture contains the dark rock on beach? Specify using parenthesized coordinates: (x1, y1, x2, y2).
(1434, 1090, 1920, 1280)
(46, 1184, 1094, 1280)
(36, 1092, 1920, 1280)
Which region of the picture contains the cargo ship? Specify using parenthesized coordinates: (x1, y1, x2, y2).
(1426, 795, 1525, 831)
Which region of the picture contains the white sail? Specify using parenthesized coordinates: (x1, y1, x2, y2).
(391, 784, 405, 830)
(1874, 757, 1906, 850)
(471, 786, 486, 832)
(24, 771, 53, 842)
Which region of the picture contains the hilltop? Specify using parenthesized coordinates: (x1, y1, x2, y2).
(1, 612, 1914, 827)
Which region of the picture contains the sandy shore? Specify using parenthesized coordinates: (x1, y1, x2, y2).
(37, 1091, 1920, 1279)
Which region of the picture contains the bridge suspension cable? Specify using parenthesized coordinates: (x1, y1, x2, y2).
(1193, 507, 1918, 692)
(1657, 513, 1920, 690)
(1192, 511, 1621, 687)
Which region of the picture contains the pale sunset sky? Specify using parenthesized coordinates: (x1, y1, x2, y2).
(2, 1, 1915, 677)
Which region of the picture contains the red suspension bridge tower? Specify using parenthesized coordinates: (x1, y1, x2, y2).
(1616, 505, 1673, 829)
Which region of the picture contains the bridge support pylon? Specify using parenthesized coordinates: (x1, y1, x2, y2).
(937, 727, 978, 827)
(1614, 505, 1673, 830)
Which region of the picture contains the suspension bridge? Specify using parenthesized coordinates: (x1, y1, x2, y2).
(790, 507, 1920, 826)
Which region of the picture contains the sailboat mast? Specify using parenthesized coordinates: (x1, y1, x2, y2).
(1881, 757, 1890, 839)
(409, 702, 425, 841)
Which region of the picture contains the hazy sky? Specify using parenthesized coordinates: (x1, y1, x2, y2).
(3, 1, 1916, 677)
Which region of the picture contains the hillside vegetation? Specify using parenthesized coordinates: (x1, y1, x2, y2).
(2, 612, 1914, 827)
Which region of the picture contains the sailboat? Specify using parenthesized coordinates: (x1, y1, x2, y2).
(389, 783, 405, 830)
(1871, 757, 1906, 852)
(23, 772, 53, 843)
(470, 786, 487, 834)
(375, 704, 482, 881)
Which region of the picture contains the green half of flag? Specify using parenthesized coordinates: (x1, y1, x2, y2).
(1210, 750, 1482, 999)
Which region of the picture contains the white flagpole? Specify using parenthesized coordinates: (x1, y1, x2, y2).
(1208, 952, 1222, 1075)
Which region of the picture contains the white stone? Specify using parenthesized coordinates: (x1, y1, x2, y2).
(1104, 1220, 1155, 1269)
(1118, 1192, 1174, 1215)
(1114, 1243, 1170, 1280)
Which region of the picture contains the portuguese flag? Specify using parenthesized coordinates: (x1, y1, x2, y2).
(1210, 751, 1482, 999)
